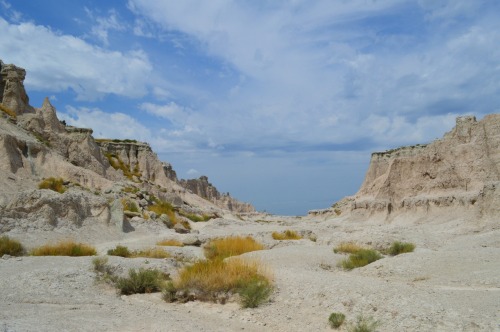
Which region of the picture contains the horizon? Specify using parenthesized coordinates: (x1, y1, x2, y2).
(1, 0, 499, 215)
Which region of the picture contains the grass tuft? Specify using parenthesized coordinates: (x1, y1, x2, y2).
(116, 268, 169, 295)
(204, 236, 264, 260)
(121, 199, 139, 213)
(179, 211, 213, 222)
(334, 242, 364, 254)
(271, 230, 302, 240)
(340, 249, 382, 270)
(107, 245, 170, 259)
(348, 315, 379, 332)
(387, 241, 415, 256)
(31, 241, 96, 256)
(148, 200, 177, 225)
(0, 235, 24, 256)
(38, 177, 66, 193)
(169, 258, 272, 306)
(157, 239, 184, 247)
(329, 312, 346, 329)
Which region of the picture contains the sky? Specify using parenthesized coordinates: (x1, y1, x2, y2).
(1, 1, 499, 215)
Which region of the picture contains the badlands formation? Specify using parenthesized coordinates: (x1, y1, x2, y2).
(0, 60, 499, 331)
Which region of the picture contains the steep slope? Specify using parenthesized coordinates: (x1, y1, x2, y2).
(320, 115, 500, 222)
(0, 59, 254, 237)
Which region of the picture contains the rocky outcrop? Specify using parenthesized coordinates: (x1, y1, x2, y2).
(327, 115, 500, 222)
(180, 176, 255, 213)
(0, 60, 34, 115)
(1, 59, 254, 234)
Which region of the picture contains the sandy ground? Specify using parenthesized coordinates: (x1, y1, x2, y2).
(1, 214, 499, 332)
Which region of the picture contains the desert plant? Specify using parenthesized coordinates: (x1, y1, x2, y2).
(348, 315, 379, 332)
(0, 235, 24, 256)
(387, 241, 415, 256)
(121, 199, 139, 213)
(340, 249, 382, 270)
(148, 200, 177, 225)
(31, 241, 96, 256)
(92, 256, 118, 283)
(204, 236, 264, 260)
(329, 312, 346, 329)
(237, 276, 272, 308)
(38, 177, 66, 193)
(116, 268, 168, 295)
(0, 103, 16, 118)
(132, 248, 171, 259)
(272, 230, 302, 240)
(169, 258, 272, 307)
(107, 245, 131, 257)
(157, 239, 184, 247)
(179, 211, 213, 222)
(334, 242, 364, 254)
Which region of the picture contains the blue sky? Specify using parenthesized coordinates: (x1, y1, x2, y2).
(1, 0, 499, 215)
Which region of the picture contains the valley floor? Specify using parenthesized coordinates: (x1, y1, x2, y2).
(1, 214, 499, 331)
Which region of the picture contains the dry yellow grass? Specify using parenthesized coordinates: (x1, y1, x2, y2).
(333, 242, 364, 254)
(204, 236, 264, 260)
(38, 177, 66, 193)
(157, 239, 184, 247)
(0, 103, 16, 118)
(271, 230, 302, 240)
(175, 258, 270, 293)
(131, 247, 171, 259)
(31, 241, 96, 256)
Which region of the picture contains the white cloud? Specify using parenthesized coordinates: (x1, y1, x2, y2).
(0, 17, 152, 101)
(85, 8, 127, 46)
(139, 101, 187, 120)
(186, 168, 199, 176)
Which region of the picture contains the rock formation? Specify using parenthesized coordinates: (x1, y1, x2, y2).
(179, 176, 255, 213)
(0, 59, 255, 235)
(327, 115, 500, 222)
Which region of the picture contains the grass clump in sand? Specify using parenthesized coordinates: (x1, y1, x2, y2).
(163, 258, 272, 308)
(157, 239, 184, 247)
(116, 268, 169, 295)
(386, 241, 415, 256)
(38, 177, 66, 193)
(340, 249, 382, 270)
(31, 241, 96, 256)
(121, 199, 139, 213)
(204, 236, 264, 260)
(148, 199, 180, 226)
(348, 315, 379, 332)
(329, 312, 346, 329)
(179, 210, 213, 222)
(107, 245, 170, 259)
(0, 235, 24, 256)
(333, 242, 364, 254)
(271, 230, 302, 240)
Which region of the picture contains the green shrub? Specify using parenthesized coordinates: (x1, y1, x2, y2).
(0, 236, 24, 256)
(31, 241, 96, 256)
(116, 268, 168, 295)
(107, 245, 131, 257)
(92, 256, 118, 283)
(340, 249, 382, 270)
(387, 241, 415, 256)
(38, 177, 66, 193)
(238, 276, 272, 308)
(329, 312, 346, 329)
(348, 315, 379, 332)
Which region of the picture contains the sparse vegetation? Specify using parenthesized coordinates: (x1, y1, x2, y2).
(122, 186, 140, 194)
(92, 256, 117, 283)
(0, 235, 24, 256)
(107, 245, 131, 257)
(0, 103, 16, 118)
(348, 315, 379, 332)
(31, 241, 96, 256)
(204, 236, 264, 260)
(334, 242, 364, 254)
(166, 258, 272, 307)
(148, 200, 177, 225)
(179, 210, 213, 222)
(329, 312, 346, 329)
(340, 249, 382, 270)
(386, 241, 415, 256)
(121, 199, 139, 213)
(272, 230, 302, 240)
(107, 245, 170, 258)
(116, 268, 169, 295)
(104, 153, 141, 180)
(157, 239, 184, 247)
(38, 177, 66, 193)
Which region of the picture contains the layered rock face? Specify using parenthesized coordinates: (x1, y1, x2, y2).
(331, 115, 500, 222)
(180, 176, 255, 213)
(0, 59, 255, 233)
